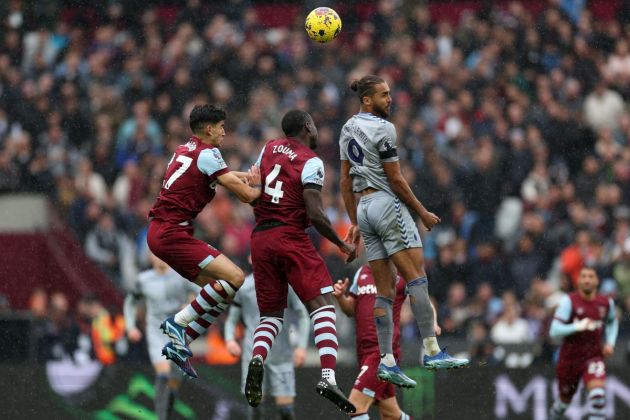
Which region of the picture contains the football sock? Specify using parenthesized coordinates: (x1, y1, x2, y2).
(350, 414, 370, 419)
(381, 353, 396, 367)
(588, 388, 606, 420)
(310, 305, 338, 385)
(252, 316, 284, 361)
(176, 279, 237, 341)
(549, 399, 568, 419)
(400, 411, 410, 420)
(247, 405, 263, 420)
(154, 374, 171, 420)
(374, 296, 395, 365)
(407, 277, 440, 356)
(277, 403, 295, 420)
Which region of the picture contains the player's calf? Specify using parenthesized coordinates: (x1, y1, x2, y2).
(548, 399, 569, 420)
(277, 403, 295, 420)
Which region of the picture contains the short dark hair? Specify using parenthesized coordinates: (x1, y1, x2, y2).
(281, 110, 310, 137)
(189, 104, 226, 133)
(350, 75, 385, 102)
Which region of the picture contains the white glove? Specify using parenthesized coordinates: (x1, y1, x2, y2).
(574, 317, 593, 332)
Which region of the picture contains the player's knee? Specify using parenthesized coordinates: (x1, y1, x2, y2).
(349, 395, 371, 414)
(224, 268, 245, 288)
(276, 403, 295, 420)
(378, 406, 400, 420)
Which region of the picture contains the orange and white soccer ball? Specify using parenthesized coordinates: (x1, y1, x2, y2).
(305, 7, 342, 43)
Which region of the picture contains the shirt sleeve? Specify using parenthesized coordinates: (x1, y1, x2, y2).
(301, 157, 325, 186)
(198, 148, 229, 179)
(377, 123, 399, 162)
(553, 295, 572, 322)
(255, 144, 266, 168)
(605, 298, 619, 347)
(348, 267, 362, 297)
(339, 127, 349, 161)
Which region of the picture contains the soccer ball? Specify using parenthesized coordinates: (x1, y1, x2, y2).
(305, 7, 342, 43)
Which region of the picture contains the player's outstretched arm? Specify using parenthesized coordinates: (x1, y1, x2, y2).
(603, 299, 619, 358)
(123, 293, 143, 342)
(303, 187, 357, 262)
(224, 302, 242, 357)
(382, 160, 440, 231)
(340, 160, 360, 245)
(217, 167, 261, 203)
(332, 278, 356, 316)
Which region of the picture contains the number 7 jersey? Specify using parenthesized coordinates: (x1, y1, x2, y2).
(149, 136, 229, 223)
(254, 138, 325, 230)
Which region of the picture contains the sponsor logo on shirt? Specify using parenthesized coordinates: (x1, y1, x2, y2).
(357, 284, 378, 295)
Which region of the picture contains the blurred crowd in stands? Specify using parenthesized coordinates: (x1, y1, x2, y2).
(2, 0, 630, 363)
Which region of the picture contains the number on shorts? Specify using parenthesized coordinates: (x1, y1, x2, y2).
(164, 155, 193, 189)
(588, 361, 605, 377)
(265, 164, 284, 203)
(357, 365, 369, 379)
(347, 139, 365, 165)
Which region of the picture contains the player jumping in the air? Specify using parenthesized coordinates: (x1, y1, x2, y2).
(124, 253, 200, 419)
(147, 104, 261, 378)
(246, 109, 357, 413)
(334, 264, 440, 419)
(549, 267, 618, 420)
(225, 273, 310, 420)
(339, 75, 468, 388)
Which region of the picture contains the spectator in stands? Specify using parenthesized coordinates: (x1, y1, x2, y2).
(85, 212, 131, 287)
(2, 0, 630, 348)
(28, 287, 48, 320)
(490, 303, 533, 345)
(35, 292, 79, 361)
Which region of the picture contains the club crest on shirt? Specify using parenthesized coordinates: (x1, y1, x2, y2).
(186, 140, 197, 151)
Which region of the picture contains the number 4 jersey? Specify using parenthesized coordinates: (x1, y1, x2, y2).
(339, 112, 399, 195)
(254, 138, 324, 230)
(150, 136, 229, 223)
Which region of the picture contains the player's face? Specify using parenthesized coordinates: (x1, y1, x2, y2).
(369, 82, 392, 118)
(306, 117, 318, 149)
(578, 268, 599, 296)
(208, 120, 226, 147)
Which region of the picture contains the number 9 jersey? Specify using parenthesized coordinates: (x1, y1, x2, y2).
(253, 137, 325, 230)
(339, 112, 399, 196)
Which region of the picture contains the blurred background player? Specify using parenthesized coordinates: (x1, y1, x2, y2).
(339, 75, 468, 388)
(124, 252, 200, 420)
(334, 264, 440, 420)
(147, 104, 261, 377)
(246, 110, 357, 413)
(549, 267, 619, 420)
(224, 271, 310, 420)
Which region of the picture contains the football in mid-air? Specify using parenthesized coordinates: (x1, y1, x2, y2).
(305, 7, 342, 43)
